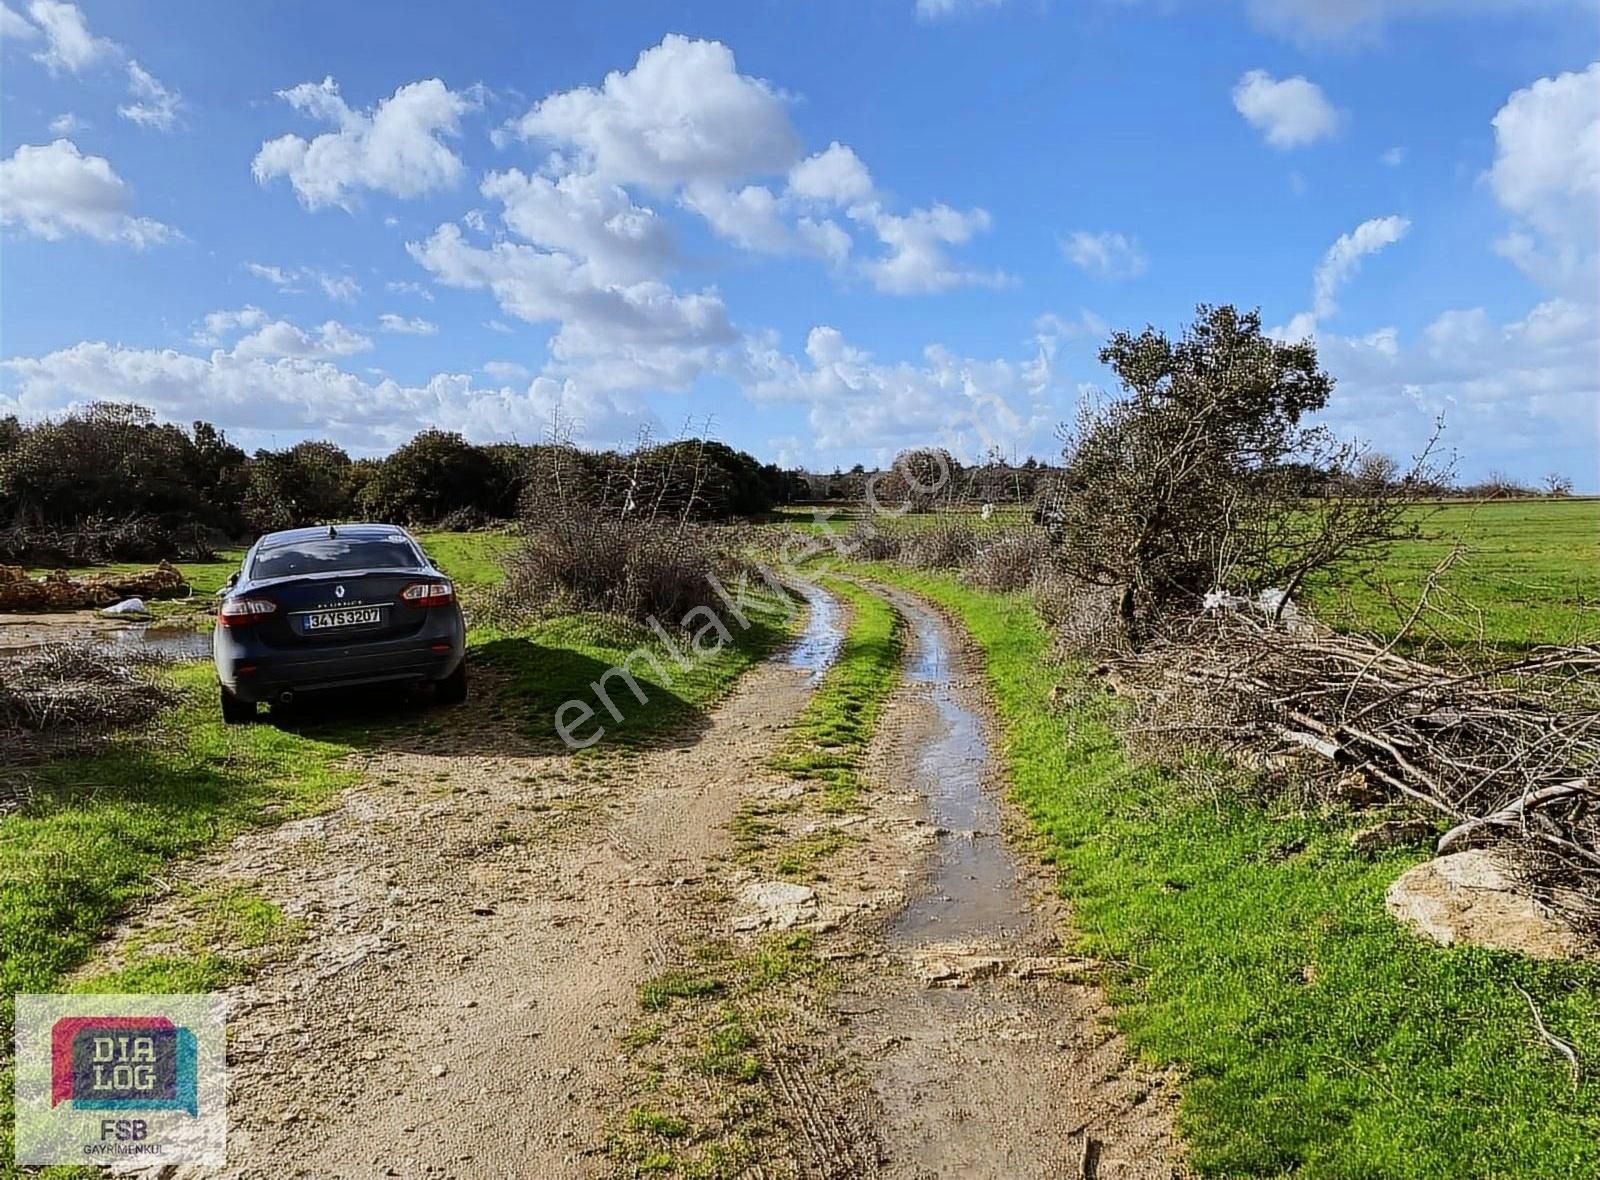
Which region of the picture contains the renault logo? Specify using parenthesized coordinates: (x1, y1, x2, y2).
(335, 584, 346, 599)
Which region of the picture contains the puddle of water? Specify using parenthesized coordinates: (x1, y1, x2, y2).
(786, 582, 843, 683)
(0, 612, 212, 661)
(889, 595, 1026, 947)
(102, 623, 213, 662)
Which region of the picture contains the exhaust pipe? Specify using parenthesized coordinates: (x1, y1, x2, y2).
(278, 690, 295, 705)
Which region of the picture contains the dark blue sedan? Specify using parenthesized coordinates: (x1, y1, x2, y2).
(213, 523, 467, 722)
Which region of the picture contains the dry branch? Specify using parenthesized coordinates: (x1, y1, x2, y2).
(1099, 607, 1600, 921)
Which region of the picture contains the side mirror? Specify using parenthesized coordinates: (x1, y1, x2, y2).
(221, 571, 240, 592)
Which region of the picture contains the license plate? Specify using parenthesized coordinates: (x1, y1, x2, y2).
(305, 606, 383, 631)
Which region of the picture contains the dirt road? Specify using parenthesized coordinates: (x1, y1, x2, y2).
(88, 584, 1178, 1178)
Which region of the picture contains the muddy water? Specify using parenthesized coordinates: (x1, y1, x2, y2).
(786, 581, 843, 683)
(888, 593, 1027, 946)
(0, 611, 212, 660)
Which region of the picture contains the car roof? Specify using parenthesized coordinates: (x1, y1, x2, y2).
(255, 523, 411, 551)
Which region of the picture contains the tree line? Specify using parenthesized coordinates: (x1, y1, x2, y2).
(0, 403, 801, 563)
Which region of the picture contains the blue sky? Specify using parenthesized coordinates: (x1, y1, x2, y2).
(0, 0, 1595, 484)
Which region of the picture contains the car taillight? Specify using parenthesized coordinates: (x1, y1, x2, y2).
(400, 580, 455, 608)
(217, 597, 277, 626)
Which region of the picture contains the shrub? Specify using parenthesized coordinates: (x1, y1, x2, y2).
(841, 524, 903, 563)
(900, 523, 981, 570)
(493, 515, 749, 625)
(969, 529, 1052, 591)
(0, 515, 216, 565)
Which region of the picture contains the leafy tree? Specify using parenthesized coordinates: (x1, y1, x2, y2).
(242, 441, 354, 533)
(0, 403, 202, 526)
(1045, 304, 1431, 636)
(873, 447, 960, 512)
(359, 429, 506, 524)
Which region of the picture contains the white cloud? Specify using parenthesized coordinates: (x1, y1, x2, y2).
(481, 360, 532, 382)
(315, 271, 360, 302)
(244, 262, 360, 302)
(1381, 146, 1406, 167)
(484, 319, 514, 334)
(1313, 297, 1599, 483)
(1243, 0, 1573, 47)
(855, 202, 1001, 294)
(0, 139, 174, 247)
(1312, 215, 1410, 322)
(245, 262, 295, 288)
(253, 76, 476, 210)
(733, 323, 1058, 462)
(681, 182, 793, 255)
(1, 3, 37, 39)
(914, 0, 1005, 18)
(191, 305, 267, 346)
(378, 313, 438, 335)
(231, 319, 372, 360)
(0, 342, 654, 452)
(1060, 230, 1147, 279)
(118, 59, 180, 131)
(1488, 61, 1599, 297)
(27, 0, 111, 73)
(680, 180, 853, 266)
(788, 143, 874, 206)
(47, 112, 84, 134)
(496, 37, 992, 299)
(386, 279, 434, 301)
(1232, 70, 1341, 149)
(408, 222, 735, 391)
(506, 35, 799, 190)
(482, 166, 673, 284)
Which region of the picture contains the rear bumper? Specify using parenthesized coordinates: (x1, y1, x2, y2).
(215, 612, 464, 703)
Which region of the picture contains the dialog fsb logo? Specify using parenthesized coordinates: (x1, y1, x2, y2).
(14, 994, 227, 1166)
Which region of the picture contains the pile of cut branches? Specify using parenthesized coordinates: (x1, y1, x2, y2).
(0, 642, 176, 738)
(1100, 610, 1600, 917)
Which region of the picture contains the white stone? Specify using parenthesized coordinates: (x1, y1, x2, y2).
(1385, 850, 1594, 960)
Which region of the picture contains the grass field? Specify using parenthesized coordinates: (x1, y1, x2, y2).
(857, 564, 1600, 1179)
(776, 497, 1597, 651)
(1309, 499, 1599, 652)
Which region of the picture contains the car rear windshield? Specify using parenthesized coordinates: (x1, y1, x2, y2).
(251, 535, 422, 580)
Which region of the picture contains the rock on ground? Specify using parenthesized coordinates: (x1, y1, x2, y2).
(1385, 849, 1596, 960)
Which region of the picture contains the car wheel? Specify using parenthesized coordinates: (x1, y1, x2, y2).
(437, 661, 468, 705)
(220, 685, 257, 724)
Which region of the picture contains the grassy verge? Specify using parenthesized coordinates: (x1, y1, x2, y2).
(608, 578, 903, 1177)
(857, 565, 1600, 1179)
(732, 578, 901, 878)
(0, 662, 358, 1170)
(769, 579, 901, 808)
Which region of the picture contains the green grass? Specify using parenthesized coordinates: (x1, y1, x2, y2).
(1310, 500, 1598, 652)
(607, 581, 901, 1177)
(767, 578, 902, 808)
(23, 528, 516, 596)
(477, 587, 800, 753)
(856, 565, 1600, 1179)
(612, 934, 827, 1178)
(0, 662, 359, 1169)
